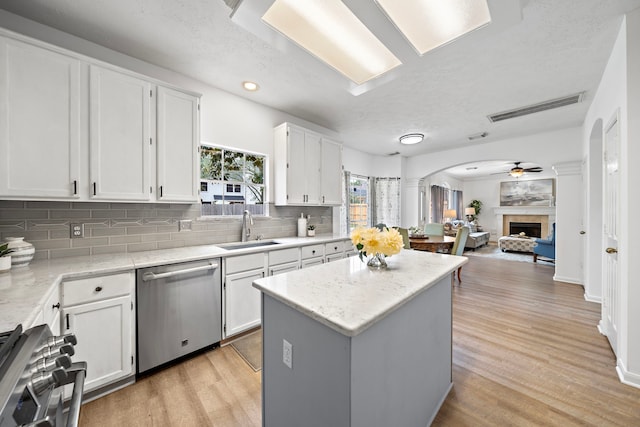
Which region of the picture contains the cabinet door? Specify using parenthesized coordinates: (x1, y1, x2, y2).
(269, 261, 299, 276)
(0, 37, 81, 198)
(320, 138, 343, 205)
(156, 86, 199, 202)
(301, 257, 324, 269)
(63, 295, 133, 393)
(304, 132, 322, 204)
(286, 125, 306, 204)
(225, 269, 264, 338)
(89, 65, 151, 201)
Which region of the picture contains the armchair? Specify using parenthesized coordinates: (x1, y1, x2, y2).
(533, 223, 555, 262)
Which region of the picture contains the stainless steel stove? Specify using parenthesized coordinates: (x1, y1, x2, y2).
(0, 324, 86, 427)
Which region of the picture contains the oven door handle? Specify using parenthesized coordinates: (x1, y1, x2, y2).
(141, 262, 219, 282)
(61, 361, 87, 427)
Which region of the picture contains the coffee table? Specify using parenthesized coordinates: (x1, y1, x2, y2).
(409, 235, 456, 253)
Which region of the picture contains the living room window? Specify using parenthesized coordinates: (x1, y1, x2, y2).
(199, 144, 266, 217)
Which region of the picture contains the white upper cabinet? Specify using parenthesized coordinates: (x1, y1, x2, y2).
(0, 30, 201, 203)
(274, 122, 342, 206)
(156, 86, 200, 202)
(89, 65, 151, 201)
(0, 36, 82, 198)
(320, 138, 343, 205)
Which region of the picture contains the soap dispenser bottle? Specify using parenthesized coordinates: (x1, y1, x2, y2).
(298, 213, 307, 237)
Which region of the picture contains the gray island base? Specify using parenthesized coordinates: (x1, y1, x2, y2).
(253, 250, 467, 427)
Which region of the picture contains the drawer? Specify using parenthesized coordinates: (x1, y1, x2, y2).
(43, 285, 61, 325)
(324, 241, 345, 256)
(301, 244, 323, 260)
(269, 247, 299, 266)
(226, 252, 265, 274)
(63, 272, 133, 306)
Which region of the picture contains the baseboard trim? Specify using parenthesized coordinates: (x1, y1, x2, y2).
(584, 292, 602, 303)
(552, 274, 582, 285)
(616, 359, 640, 389)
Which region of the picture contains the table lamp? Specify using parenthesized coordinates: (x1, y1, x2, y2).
(465, 207, 476, 222)
(443, 209, 457, 223)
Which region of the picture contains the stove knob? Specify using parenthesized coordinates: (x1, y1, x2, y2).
(35, 343, 75, 359)
(45, 333, 77, 347)
(32, 354, 72, 373)
(31, 367, 68, 395)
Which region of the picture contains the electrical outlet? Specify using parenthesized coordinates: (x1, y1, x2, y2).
(70, 223, 84, 239)
(283, 339, 292, 369)
(178, 220, 192, 231)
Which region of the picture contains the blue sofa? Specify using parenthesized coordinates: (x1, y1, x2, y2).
(533, 223, 555, 262)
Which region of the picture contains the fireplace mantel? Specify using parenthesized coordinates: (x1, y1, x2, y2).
(493, 206, 556, 215)
(493, 206, 556, 237)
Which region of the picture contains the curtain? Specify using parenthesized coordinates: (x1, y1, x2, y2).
(430, 185, 446, 223)
(452, 190, 463, 219)
(372, 177, 401, 227)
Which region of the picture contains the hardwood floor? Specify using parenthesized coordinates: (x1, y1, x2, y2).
(79, 256, 640, 426)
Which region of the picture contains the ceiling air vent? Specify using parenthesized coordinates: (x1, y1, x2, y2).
(487, 92, 584, 123)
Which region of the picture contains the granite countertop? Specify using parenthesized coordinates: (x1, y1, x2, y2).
(252, 249, 467, 337)
(0, 233, 350, 331)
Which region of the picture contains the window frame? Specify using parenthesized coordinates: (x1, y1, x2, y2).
(199, 142, 268, 218)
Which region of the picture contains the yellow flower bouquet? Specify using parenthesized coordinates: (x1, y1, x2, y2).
(350, 226, 404, 268)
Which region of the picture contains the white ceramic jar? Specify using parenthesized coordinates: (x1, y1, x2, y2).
(0, 255, 10, 273)
(5, 237, 35, 267)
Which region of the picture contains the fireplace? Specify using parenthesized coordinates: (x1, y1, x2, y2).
(509, 222, 542, 238)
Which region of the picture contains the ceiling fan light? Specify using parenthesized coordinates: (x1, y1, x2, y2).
(509, 168, 524, 178)
(399, 133, 424, 145)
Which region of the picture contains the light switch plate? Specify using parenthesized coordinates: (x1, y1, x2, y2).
(70, 223, 84, 239)
(283, 339, 292, 369)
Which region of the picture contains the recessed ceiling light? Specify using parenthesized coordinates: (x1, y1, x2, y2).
(242, 81, 259, 91)
(376, 0, 491, 55)
(399, 133, 424, 145)
(262, 0, 402, 85)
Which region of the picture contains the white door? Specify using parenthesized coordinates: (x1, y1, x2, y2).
(320, 138, 343, 205)
(89, 65, 151, 200)
(0, 37, 81, 198)
(63, 295, 133, 395)
(156, 86, 200, 202)
(602, 113, 620, 355)
(225, 269, 264, 338)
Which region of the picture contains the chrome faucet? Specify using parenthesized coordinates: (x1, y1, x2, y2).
(241, 210, 253, 242)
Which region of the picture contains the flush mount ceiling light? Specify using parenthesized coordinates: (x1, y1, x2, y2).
(375, 0, 491, 55)
(509, 167, 524, 178)
(399, 133, 424, 145)
(261, 0, 402, 85)
(242, 81, 260, 91)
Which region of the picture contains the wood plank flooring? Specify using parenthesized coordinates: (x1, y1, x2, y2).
(79, 256, 640, 426)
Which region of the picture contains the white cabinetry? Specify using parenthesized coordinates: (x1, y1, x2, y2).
(301, 244, 325, 268)
(224, 253, 265, 338)
(274, 122, 342, 206)
(61, 272, 135, 395)
(0, 36, 81, 199)
(268, 247, 299, 276)
(43, 286, 61, 336)
(0, 30, 200, 203)
(325, 241, 346, 263)
(89, 65, 151, 201)
(156, 86, 200, 202)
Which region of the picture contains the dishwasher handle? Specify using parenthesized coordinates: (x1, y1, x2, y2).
(142, 262, 219, 282)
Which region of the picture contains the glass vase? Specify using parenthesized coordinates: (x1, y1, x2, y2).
(367, 253, 387, 269)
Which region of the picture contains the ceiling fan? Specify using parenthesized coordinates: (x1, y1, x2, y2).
(493, 162, 543, 178)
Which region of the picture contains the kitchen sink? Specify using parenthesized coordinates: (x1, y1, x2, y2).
(219, 240, 282, 250)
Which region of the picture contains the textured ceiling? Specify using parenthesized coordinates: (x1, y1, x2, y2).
(1, 0, 639, 176)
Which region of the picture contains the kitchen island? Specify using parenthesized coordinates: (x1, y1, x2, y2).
(253, 249, 467, 427)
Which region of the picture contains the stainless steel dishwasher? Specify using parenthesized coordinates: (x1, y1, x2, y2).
(136, 258, 222, 374)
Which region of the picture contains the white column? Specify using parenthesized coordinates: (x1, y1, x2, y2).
(552, 161, 583, 284)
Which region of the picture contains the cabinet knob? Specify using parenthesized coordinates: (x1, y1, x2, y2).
(579, 230, 586, 235)
(334, 246, 338, 250)
(95, 286, 103, 292)
(605, 247, 618, 254)
(312, 250, 316, 254)
(52, 302, 60, 309)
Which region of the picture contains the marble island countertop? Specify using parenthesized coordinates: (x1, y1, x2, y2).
(252, 249, 467, 337)
(0, 233, 350, 331)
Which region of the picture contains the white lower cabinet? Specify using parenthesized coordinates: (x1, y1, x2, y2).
(224, 253, 265, 339)
(301, 244, 324, 269)
(43, 286, 61, 336)
(61, 272, 135, 396)
(268, 247, 299, 276)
